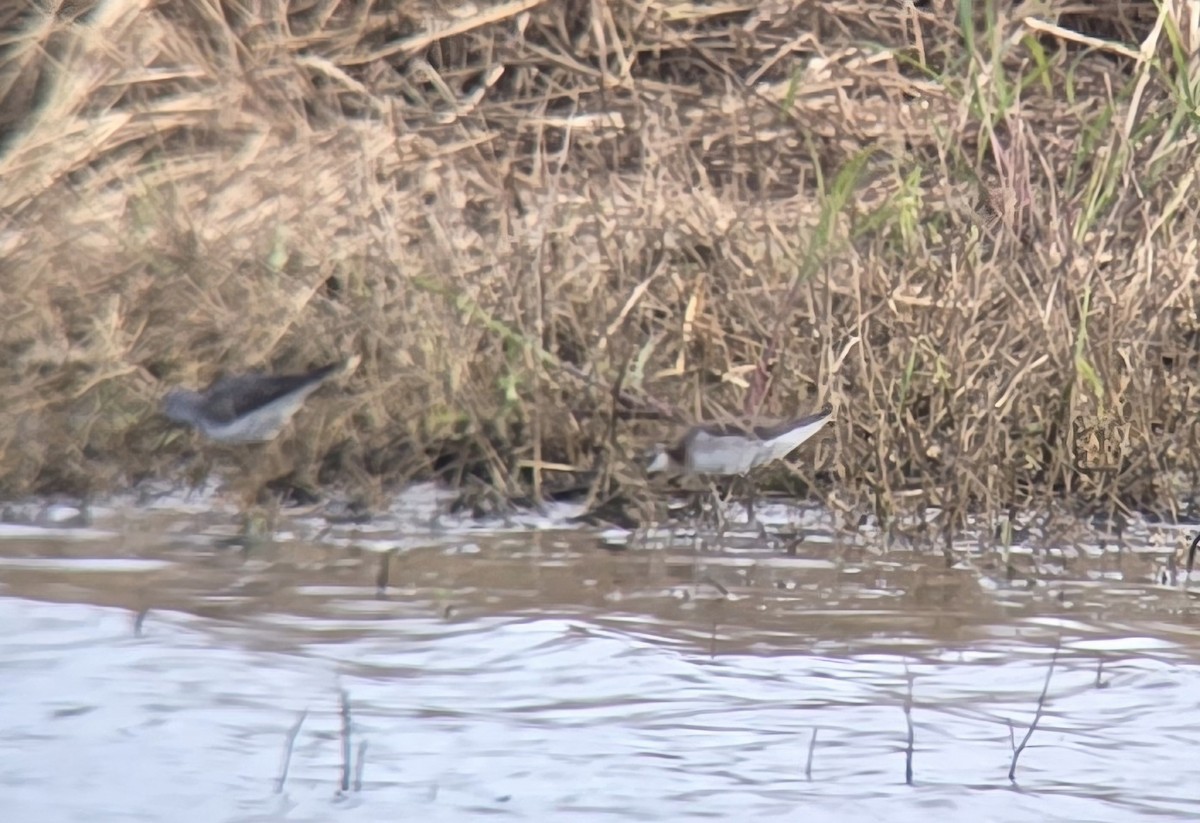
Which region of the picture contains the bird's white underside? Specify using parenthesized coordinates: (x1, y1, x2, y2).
(165, 388, 320, 443)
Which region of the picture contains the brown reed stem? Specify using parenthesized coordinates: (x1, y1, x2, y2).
(1009, 641, 1061, 782)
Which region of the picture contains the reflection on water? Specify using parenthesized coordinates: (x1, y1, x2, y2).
(2, 490, 1200, 822)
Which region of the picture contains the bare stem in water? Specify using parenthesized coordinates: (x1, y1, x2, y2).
(275, 709, 308, 794)
(1009, 641, 1061, 782)
(903, 661, 915, 786)
(354, 739, 368, 792)
(340, 689, 352, 793)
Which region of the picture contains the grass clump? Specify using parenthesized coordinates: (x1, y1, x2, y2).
(2, 0, 1200, 529)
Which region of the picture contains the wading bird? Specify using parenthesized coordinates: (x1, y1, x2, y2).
(161, 356, 359, 443)
(160, 355, 360, 540)
(646, 402, 834, 527)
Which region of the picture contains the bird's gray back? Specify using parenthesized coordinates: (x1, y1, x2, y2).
(202, 368, 335, 424)
(160, 361, 344, 442)
(749, 411, 832, 468)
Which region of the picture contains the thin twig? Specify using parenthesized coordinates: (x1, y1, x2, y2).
(558, 360, 677, 421)
(133, 608, 148, 637)
(805, 728, 818, 781)
(592, 350, 632, 509)
(339, 689, 352, 793)
(1009, 642, 1060, 782)
(376, 550, 393, 596)
(353, 739, 368, 792)
(903, 660, 915, 786)
(577, 349, 639, 522)
(275, 709, 308, 793)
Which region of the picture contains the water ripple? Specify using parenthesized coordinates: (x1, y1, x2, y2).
(1, 508, 1200, 821)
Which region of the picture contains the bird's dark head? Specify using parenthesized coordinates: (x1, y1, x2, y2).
(160, 389, 200, 425)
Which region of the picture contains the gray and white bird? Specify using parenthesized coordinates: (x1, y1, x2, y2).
(645, 402, 834, 529)
(646, 403, 834, 478)
(161, 356, 358, 443)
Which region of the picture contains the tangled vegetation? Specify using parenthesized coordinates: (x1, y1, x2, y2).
(3, 0, 1200, 529)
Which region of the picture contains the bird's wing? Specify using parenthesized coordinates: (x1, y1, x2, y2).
(694, 422, 758, 439)
(749, 405, 833, 440)
(201, 363, 342, 423)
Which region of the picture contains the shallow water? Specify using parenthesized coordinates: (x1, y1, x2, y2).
(3, 487, 1200, 822)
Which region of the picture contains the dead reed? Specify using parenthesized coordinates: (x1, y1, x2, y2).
(275, 709, 307, 794)
(1009, 641, 1061, 782)
(3, 0, 1200, 528)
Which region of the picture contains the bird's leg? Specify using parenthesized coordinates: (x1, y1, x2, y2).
(236, 480, 278, 545)
(708, 481, 727, 535)
(231, 443, 287, 544)
(681, 486, 699, 522)
(742, 475, 758, 528)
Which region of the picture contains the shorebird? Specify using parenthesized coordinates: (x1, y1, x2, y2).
(160, 355, 360, 540)
(646, 402, 834, 527)
(647, 403, 834, 478)
(161, 355, 359, 443)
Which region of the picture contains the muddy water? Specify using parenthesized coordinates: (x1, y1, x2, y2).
(2, 489, 1200, 822)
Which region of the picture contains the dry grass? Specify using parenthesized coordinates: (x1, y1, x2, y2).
(3, 0, 1200, 529)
